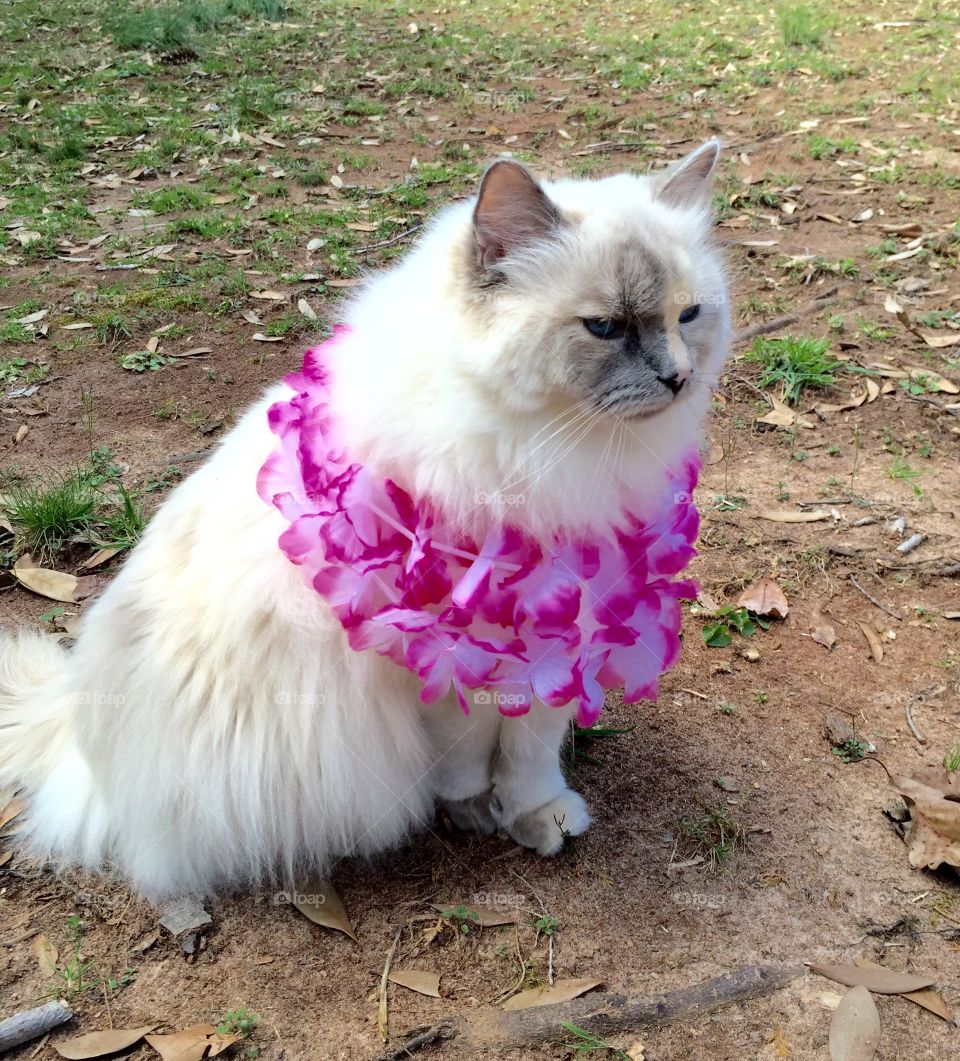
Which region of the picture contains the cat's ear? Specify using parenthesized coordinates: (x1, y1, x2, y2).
(473, 160, 561, 268)
(654, 140, 721, 208)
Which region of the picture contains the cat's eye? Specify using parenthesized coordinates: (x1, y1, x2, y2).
(582, 317, 626, 340)
(678, 304, 700, 324)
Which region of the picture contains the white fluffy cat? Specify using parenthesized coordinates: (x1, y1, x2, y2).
(0, 142, 729, 898)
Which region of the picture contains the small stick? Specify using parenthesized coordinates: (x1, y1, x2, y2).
(355, 225, 422, 255)
(905, 700, 926, 745)
(733, 286, 841, 344)
(0, 1001, 73, 1053)
(378, 928, 403, 1042)
(848, 575, 901, 621)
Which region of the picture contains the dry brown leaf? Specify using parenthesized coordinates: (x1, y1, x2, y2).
(809, 961, 934, 994)
(891, 771, 960, 872)
(0, 798, 26, 830)
(78, 546, 123, 571)
(14, 424, 28, 444)
(54, 1026, 155, 1059)
(241, 309, 262, 325)
(756, 509, 830, 523)
(250, 289, 286, 301)
(810, 602, 831, 649)
(145, 1025, 218, 1061)
(814, 387, 870, 415)
(388, 968, 441, 997)
(503, 977, 603, 1011)
(854, 959, 952, 1021)
(13, 555, 78, 603)
(172, 347, 212, 358)
(737, 578, 789, 619)
(32, 932, 59, 976)
(431, 903, 519, 927)
(920, 332, 960, 351)
(757, 394, 814, 429)
(828, 985, 880, 1061)
(297, 297, 318, 320)
(291, 878, 357, 940)
(326, 277, 362, 288)
(252, 333, 284, 343)
(855, 621, 883, 663)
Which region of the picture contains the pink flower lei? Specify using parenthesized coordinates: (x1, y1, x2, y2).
(258, 328, 701, 726)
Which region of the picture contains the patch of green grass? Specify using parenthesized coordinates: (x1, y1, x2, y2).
(119, 349, 173, 372)
(561, 1022, 629, 1059)
(677, 806, 747, 871)
(2, 471, 97, 557)
(832, 737, 871, 764)
(807, 134, 857, 160)
(776, 3, 832, 48)
(136, 185, 211, 214)
(108, 0, 286, 57)
(746, 335, 844, 405)
(943, 744, 960, 772)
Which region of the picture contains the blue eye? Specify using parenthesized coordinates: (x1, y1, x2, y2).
(678, 304, 700, 324)
(582, 317, 626, 340)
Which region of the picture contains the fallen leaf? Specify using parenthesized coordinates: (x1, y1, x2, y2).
(810, 604, 836, 649)
(170, 346, 212, 358)
(32, 932, 59, 975)
(855, 621, 883, 663)
(0, 798, 26, 830)
(54, 1026, 155, 1059)
(737, 578, 789, 619)
(388, 969, 441, 997)
(757, 393, 815, 429)
(252, 333, 284, 342)
(291, 878, 357, 940)
(503, 977, 603, 1011)
(891, 770, 960, 872)
(158, 894, 211, 936)
(13, 555, 78, 603)
(252, 955, 274, 965)
(809, 961, 934, 994)
(78, 546, 123, 571)
(828, 985, 880, 1061)
(250, 290, 286, 301)
(755, 510, 831, 523)
(919, 333, 960, 350)
(145, 1025, 217, 1061)
(62, 322, 93, 331)
(241, 309, 262, 325)
(131, 928, 160, 953)
(854, 959, 952, 1022)
(14, 424, 28, 444)
(325, 277, 362, 288)
(431, 903, 519, 927)
(297, 297, 318, 320)
(15, 309, 48, 325)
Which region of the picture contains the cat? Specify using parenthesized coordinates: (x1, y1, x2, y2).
(0, 141, 730, 899)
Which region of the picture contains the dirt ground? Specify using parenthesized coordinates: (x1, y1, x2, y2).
(1, 1, 959, 1059)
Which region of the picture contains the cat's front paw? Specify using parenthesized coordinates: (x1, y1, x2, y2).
(440, 789, 497, 835)
(496, 789, 591, 856)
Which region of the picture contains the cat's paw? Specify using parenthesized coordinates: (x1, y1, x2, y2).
(497, 789, 591, 856)
(440, 789, 497, 835)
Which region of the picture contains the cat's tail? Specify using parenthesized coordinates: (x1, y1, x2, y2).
(0, 629, 73, 794)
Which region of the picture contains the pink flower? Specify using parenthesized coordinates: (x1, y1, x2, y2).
(259, 330, 701, 723)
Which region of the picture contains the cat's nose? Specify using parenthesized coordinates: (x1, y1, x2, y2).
(658, 370, 689, 395)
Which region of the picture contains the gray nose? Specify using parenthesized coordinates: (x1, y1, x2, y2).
(658, 373, 686, 395)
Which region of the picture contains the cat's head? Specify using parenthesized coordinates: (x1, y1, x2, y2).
(459, 141, 729, 421)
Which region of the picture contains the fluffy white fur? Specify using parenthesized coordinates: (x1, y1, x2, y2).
(0, 145, 729, 898)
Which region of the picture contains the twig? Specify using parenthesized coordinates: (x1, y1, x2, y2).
(905, 701, 926, 745)
(848, 575, 901, 621)
(354, 225, 422, 255)
(733, 286, 841, 344)
(573, 140, 661, 156)
(383, 963, 803, 1058)
(0, 1001, 73, 1053)
(378, 928, 403, 1042)
(901, 392, 960, 418)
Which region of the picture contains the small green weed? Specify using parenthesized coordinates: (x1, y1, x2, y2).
(677, 806, 747, 870)
(441, 904, 481, 935)
(216, 1009, 259, 1038)
(942, 744, 960, 772)
(776, 2, 832, 48)
(746, 335, 844, 405)
(696, 605, 769, 648)
(2, 472, 97, 557)
(561, 1022, 629, 1058)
